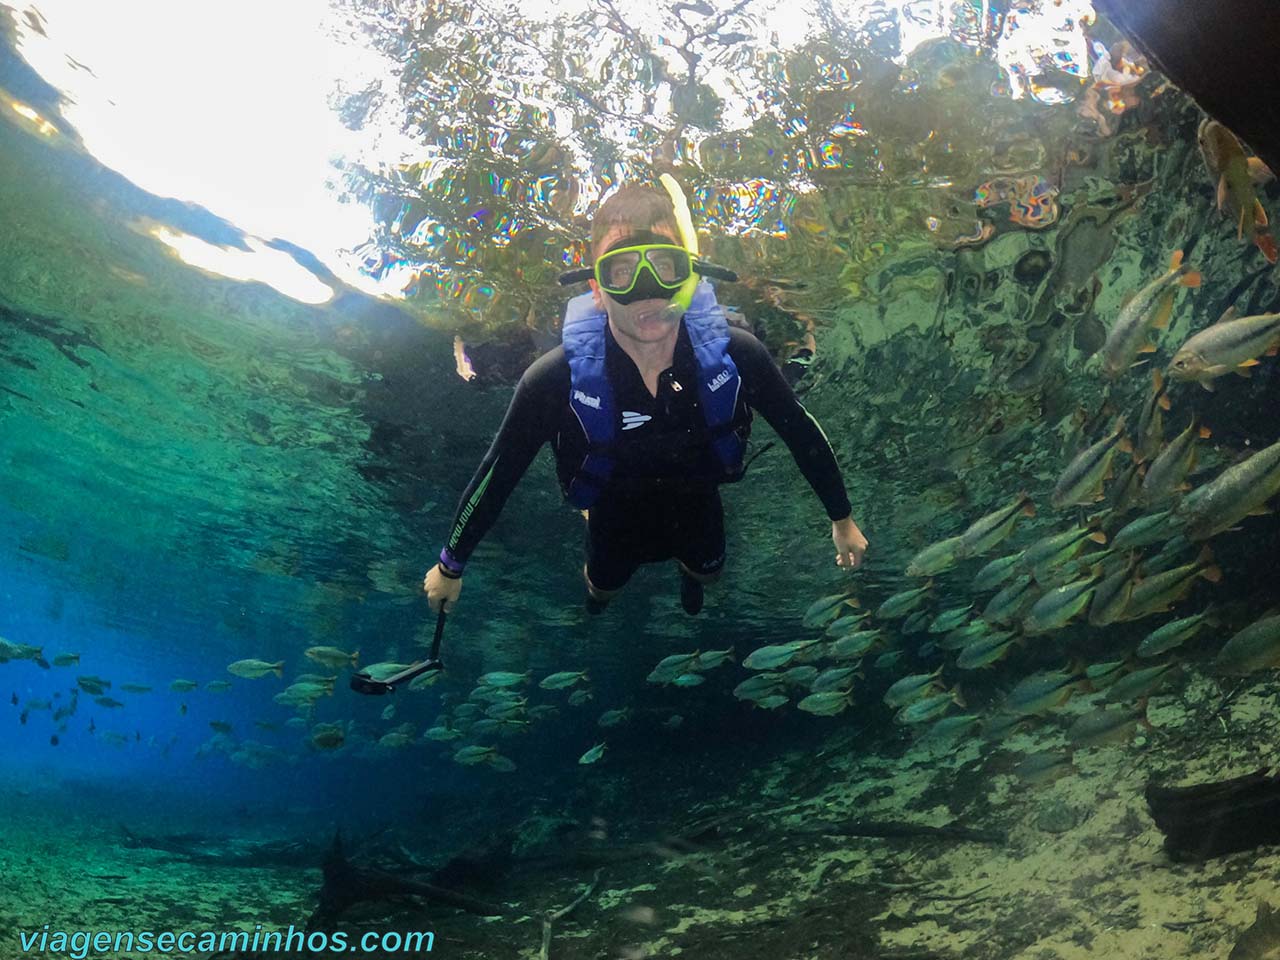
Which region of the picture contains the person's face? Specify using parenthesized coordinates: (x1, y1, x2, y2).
(591, 222, 683, 344)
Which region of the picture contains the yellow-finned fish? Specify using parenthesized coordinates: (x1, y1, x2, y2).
(1198, 118, 1277, 263)
(1101, 251, 1201, 379)
(1167, 306, 1280, 390)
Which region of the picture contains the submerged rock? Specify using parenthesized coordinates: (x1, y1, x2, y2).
(1230, 901, 1280, 960)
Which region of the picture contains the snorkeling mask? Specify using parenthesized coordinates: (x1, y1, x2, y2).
(558, 173, 738, 307)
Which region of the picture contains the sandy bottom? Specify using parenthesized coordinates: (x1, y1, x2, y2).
(1, 665, 1277, 960)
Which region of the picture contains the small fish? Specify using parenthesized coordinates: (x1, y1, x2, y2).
(972, 552, 1024, 593)
(824, 612, 873, 638)
(567, 689, 593, 706)
(981, 711, 1026, 744)
(1134, 369, 1171, 461)
(1198, 119, 1277, 263)
(1086, 659, 1127, 690)
(381, 704, 396, 721)
(661, 714, 685, 729)
(9, 692, 16, 706)
(1214, 612, 1280, 676)
(956, 493, 1035, 558)
(733, 673, 785, 701)
(895, 690, 960, 725)
(810, 666, 860, 693)
(797, 690, 854, 716)
(1112, 510, 1180, 551)
(1137, 606, 1217, 658)
(1051, 417, 1133, 508)
(205, 680, 233, 693)
(1002, 669, 1082, 716)
(672, 672, 705, 687)
(1100, 250, 1201, 380)
(901, 610, 931, 635)
(802, 593, 858, 628)
(94, 697, 125, 709)
(742, 639, 822, 671)
(905, 534, 964, 578)
(227, 659, 284, 680)
(1067, 705, 1146, 749)
(77, 675, 112, 695)
(1087, 555, 1140, 627)
(1022, 572, 1101, 634)
(578, 742, 606, 765)
(873, 649, 906, 672)
(539, 670, 589, 690)
(1120, 546, 1221, 621)
(304, 646, 359, 670)
(982, 574, 1039, 627)
(1105, 661, 1178, 702)
(597, 708, 630, 727)
(956, 631, 1018, 670)
(1142, 416, 1211, 504)
(424, 725, 462, 741)
(883, 669, 944, 708)
(1176, 437, 1280, 540)
(781, 665, 820, 687)
(1168, 306, 1280, 389)
(179, 703, 187, 715)
(1012, 751, 1076, 785)
(209, 721, 233, 734)
(753, 694, 790, 710)
(691, 647, 735, 671)
(1019, 525, 1107, 576)
(479, 671, 530, 688)
(875, 582, 933, 619)
(939, 620, 997, 652)
(921, 713, 982, 742)
(929, 605, 974, 634)
(451, 744, 495, 765)
(647, 653, 701, 684)
(118, 684, 152, 694)
(51, 653, 80, 667)
(823, 629, 882, 661)
(49, 734, 58, 746)
(310, 723, 346, 750)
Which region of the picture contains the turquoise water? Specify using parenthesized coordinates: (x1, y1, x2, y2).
(2, 1, 1279, 957)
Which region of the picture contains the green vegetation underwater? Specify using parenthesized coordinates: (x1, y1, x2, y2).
(3, 0, 1280, 957)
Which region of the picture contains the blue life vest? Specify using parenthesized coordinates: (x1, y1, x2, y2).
(561, 280, 745, 508)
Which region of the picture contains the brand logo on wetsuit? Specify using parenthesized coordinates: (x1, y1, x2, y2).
(706, 369, 732, 392)
(621, 411, 651, 431)
(572, 389, 601, 409)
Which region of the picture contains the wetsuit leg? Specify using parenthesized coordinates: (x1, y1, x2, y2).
(667, 485, 726, 583)
(584, 491, 658, 593)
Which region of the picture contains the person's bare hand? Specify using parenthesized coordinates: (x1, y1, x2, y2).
(423, 564, 462, 612)
(832, 516, 868, 570)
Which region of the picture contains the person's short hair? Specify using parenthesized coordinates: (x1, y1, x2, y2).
(591, 184, 681, 256)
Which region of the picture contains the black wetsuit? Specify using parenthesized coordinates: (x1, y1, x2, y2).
(441, 318, 851, 590)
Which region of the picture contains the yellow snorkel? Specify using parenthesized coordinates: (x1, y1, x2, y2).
(659, 173, 699, 314)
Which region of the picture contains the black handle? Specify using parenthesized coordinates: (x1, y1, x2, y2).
(348, 607, 448, 695)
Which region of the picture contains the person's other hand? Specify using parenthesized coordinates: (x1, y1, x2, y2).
(832, 516, 868, 570)
(423, 564, 462, 612)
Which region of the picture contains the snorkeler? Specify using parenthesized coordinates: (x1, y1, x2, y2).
(423, 177, 867, 616)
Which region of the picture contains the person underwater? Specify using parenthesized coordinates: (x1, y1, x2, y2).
(424, 176, 867, 616)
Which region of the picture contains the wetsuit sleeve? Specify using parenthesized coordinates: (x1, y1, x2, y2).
(438, 348, 568, 572)
(728, 328, 853, 522)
